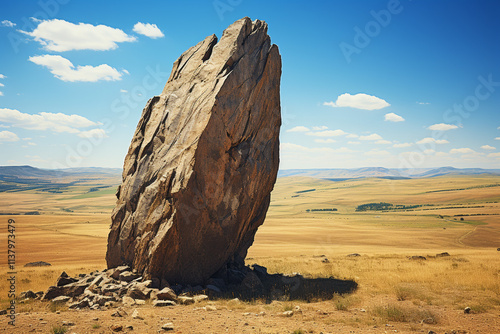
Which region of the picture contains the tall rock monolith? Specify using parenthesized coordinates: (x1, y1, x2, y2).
(106, 17, 281, 285)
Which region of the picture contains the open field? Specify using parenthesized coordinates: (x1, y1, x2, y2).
(0, 175, 499, 333)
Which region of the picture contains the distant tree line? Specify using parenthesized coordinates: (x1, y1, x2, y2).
(306, 208, 338, 212)
(355, 202, 423, 212)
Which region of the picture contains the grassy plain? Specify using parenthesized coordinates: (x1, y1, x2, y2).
(0, 174, 499, 333)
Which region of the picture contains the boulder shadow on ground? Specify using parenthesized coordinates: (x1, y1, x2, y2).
(208, 263, 358, 302)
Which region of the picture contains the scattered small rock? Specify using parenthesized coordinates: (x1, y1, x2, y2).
(62, 321, 75, 326)
(409, 256, 426, 260)
(193, 294, 208, 303)
(161, 322, 174, 331)
(51, 295, 71, 304)
(321, 258, 330, 263)
(122, 296, 136, 306)
(293, 306, 302, 314)
(110, 324, 123, 332)
(0, 310, 7, 315)
(153, 300, 176, 307)
(111, 308, 127, 317)
(464, 307, 471, 314)
(347, 253, 361, 257)
(428, 331, 437, 334)
(282, 310, 293, 317)
(177, 296, 195, 305)
(19, 290, 37, 299)
(131, 309, 143, 320)
(204, 305, 217, 311)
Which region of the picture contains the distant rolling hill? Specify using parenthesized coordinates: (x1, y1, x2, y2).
(278, 167, 500, 180)
(0, 165, 122, 193)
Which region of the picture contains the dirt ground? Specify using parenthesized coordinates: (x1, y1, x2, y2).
(3, 297, 500, 334)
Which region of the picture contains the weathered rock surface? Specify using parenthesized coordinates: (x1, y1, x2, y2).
(106, 17, 281, 284)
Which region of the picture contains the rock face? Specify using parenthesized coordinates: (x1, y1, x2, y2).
(106, 17, 281, 285)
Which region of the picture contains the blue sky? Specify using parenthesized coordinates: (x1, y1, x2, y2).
(0, 0, 499, 170)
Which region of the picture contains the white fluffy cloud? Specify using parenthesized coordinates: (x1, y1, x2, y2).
(0, 108, 101, 135)
(496, 137, 500, 140)
(133, 22, 164, 39)
(0, 92, 3, 96)
(384, 113, 405, 122)
(21, 19, 136, 51)
(1, 20, 16, 27)
(481, 145, 496, 150)
(314, 139, 336, 144)
(0, 130, 20, 142)
(286, 126, 309, 133)
(393, 143, 413, 148)
(346, 134, 358, 138)
(428, 123, 459, 131)
(348, 141, 360, 145)
(417, 137, 449, 144)
(488, 152, 500, 158)
(0, 74, 6, 79)
(324, 93, 390, 110)
(312, 126, 328, 131)
(306, 129, 346, 137)
(359, 133, 383, 141)
(450, 148, 476, 154)
(78, 128, 107, 138)
(376, 140, 392, 144)
(29, 55, 123, 82)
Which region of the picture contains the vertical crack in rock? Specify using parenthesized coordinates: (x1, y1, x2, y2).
(106, 17, 281, 285)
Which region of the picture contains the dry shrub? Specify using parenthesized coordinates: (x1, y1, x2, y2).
(372, 304, 438, 324)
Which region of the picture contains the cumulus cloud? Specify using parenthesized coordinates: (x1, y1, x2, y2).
(286, 126, 309, 133)
(346, 134, 358, 138)
(0, 130, 20, 142)
(348, 141, 360, 145)
(29, 55, 123, 82)
(393, 143, 413, 148)
(0, 108, 100, 135)
(21, 19, 136, 51)
(496, 137, 500, 140)
(133, 22, 164, 39)
(488, 152, 500, 158)
(323, 93, 390, 110)
(314, 139, 336, 144)
(416, 137, 449, 144)
(427, 123, 459, 131)
(416, 102, 430, 105)
(78, 128, 107, 138)
(306, 129, 346, 137)
(450, 148, 476, 154)
(376, 140, 392, 144)
(1, 20, 16, 27)
(312, 126, 328, 131)
(0, 74, 6, 79)
(481, 145, 496, 150)
(384, 113, 405, 122)
(0, 92, 3, 96)
(0, 83, 4, 87)
(359, 133, 383, 141)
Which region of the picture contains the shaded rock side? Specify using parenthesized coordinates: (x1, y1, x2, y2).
(106, 17, 281, 285)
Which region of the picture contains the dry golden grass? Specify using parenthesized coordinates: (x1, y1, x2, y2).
(0, 175, 499, 332)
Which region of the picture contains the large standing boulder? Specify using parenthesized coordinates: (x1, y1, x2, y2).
(106, 17, 281, 285)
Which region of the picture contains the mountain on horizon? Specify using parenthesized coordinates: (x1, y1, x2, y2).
(278, 166, 500, 180)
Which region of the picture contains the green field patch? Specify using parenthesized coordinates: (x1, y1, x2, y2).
(64, 187, 117, 200)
